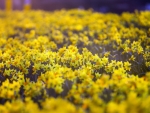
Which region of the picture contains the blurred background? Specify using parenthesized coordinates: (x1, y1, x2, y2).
(0, 0, 150, 13)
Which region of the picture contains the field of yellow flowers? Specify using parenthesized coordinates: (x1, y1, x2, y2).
(0, 9, 150, 113)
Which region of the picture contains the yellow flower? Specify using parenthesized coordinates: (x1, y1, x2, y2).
(55, 85, 63, 94)
(106, 102, 120, 113)
(95, 72, 102, 79)
(124, 61, 131, 71)
(0, 62, 4, 69)
(129, 55, 135, 61)
(42, 98, 79, 113)
(74, 24, 83, 31)
(116, 61, 123, 68)
(3, 69, 12, 76)
(101, 57, 108, 65)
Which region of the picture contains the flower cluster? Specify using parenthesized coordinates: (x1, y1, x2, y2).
(0, 9, 150, 113)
